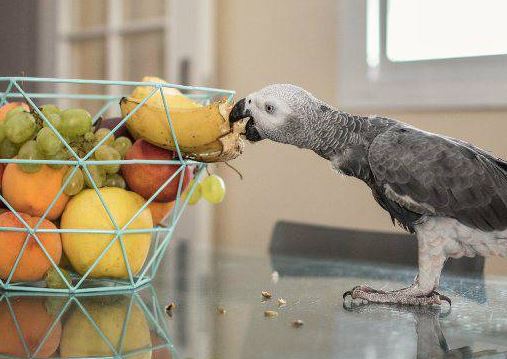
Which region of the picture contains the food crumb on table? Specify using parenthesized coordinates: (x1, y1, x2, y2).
(264, 310, 279, 318)
(261, 290, 272, 299)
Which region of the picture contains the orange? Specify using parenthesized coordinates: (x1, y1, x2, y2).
(2, 164, 69, 220)
(0, 102, 30, 122)
(0, 163, 4, 191)
(0, 297, 62, 357)
(0, 211, 62, 282)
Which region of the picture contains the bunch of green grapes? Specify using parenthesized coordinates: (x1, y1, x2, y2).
(0, 103, 133, 196)
(0, 104, 94, 173)
(58, 123, 132, 194)
(83, 128, 131, 192)
(60, 124, 132, 194)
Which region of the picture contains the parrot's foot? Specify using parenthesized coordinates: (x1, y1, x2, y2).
(342, 285, 451, 306)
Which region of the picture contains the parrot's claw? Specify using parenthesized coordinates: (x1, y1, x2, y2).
(342, 290, 353, 300)
(342, 285, 385, 300)
(434, 292, 452, 306)
(342, 285, 451, 306)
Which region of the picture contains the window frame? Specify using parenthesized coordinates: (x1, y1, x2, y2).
(37, 0, 218, 257)
(54, 0, 171, 100)
(337, 0, 507, 110)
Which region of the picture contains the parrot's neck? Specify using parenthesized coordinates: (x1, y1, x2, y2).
(299, 107, 378, 182)
(304, 107, 400, 183)
(306, 108, 369, 159)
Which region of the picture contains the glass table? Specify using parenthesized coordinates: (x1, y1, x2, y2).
(1, 248, 507, 359)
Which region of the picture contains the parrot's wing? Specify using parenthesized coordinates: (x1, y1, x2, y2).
(368, 126, 507, 231)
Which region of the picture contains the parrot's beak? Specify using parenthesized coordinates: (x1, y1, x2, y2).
(229, 98, 262, 142)
(229, 98, 248, 123)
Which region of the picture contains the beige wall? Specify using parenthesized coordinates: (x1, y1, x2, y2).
(215, 0, 507, 274)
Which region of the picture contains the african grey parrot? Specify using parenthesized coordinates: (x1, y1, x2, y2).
(229, 84, 507, 306)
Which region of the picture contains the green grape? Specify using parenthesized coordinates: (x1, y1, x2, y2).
(42, 113, 62, 129)
(0, 139, 19, 158)
(95, 128, 114, 145)
(63, 167, 84, 195)
(47, 148, 69, 169)
(45, 297, 67, 316)
(41, 104, 62, 128)
(105, 173, 126, 189)
(201, 174, 226, 204)
(84, 164, 106, 188)
(84, 131, 95, 142)
(112, 136, 132, 158)
(95, 145, 121, 174)
(0, 122, 5, 144)
(6, 106, 27, 119)
(60, 108, 92, 138)
(45, 266, 72, 289)
(17, 140, 43, 173)
(41, 104, 61, 117)
(5, 112, 36, 144)
(36, 127, 63, 156)
(184, 180, 202, 205)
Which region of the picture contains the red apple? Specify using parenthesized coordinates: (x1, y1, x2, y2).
(121, 140, 192, 202)
(150, 331, 173, 359)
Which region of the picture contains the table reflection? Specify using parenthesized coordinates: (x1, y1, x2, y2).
(0, 286, 174, 359)
(344, 303, 507, 359)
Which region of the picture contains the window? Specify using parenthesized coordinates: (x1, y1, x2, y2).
(37, 0, 216, 115)
(385, 0, 507, 62)
(338, 0, 507, 109)
(52, 0, 168, 113)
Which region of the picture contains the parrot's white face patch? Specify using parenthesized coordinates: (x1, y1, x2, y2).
(244, 92, 293, 132)
(238, 83, 321, 147)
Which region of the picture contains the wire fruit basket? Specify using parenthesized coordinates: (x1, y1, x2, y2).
(0, 76, 234, 293)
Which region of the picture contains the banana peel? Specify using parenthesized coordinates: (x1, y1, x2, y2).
(120, 97, 247, 163)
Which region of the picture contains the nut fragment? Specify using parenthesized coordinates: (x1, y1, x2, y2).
(292, 320, 304, 328)
(264, 310, 279, 318)
(278, 298, 287, 307)
(261, 291, 272, 300)
(165, 302, 176, 316)
(217, 307, 226, 315)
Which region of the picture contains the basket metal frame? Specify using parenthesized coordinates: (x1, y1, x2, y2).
(0, 77, 234, 293)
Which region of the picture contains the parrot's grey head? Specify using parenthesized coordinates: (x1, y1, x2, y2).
(229, 84, 326, 148)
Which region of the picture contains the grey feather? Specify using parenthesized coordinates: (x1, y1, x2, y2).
(368, 125, 507, 232)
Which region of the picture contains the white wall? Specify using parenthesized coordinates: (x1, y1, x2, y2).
(214, 0, 507, 275)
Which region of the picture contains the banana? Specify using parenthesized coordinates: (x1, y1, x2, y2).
(120, 76, 245, 162)
(130, 76, 202, 110)
(120, 97, 247, 163)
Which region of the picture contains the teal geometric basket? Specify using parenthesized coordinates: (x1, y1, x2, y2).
(0, 77, 234, 294)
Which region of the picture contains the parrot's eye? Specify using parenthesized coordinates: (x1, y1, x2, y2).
(265, 103, 275, 114)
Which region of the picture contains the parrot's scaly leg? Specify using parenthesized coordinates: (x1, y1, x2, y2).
(343, 226, 451, 306)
